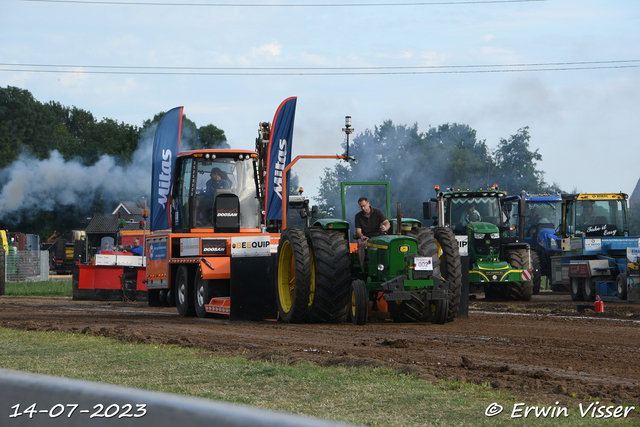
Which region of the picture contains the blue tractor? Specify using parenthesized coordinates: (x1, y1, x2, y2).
(521, 192, 563, 293)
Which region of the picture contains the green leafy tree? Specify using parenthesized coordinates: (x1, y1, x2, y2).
(199, 124, 229, 149)
(316, 121, 551, 223)
(316, 121, 496, 220)
(491, 127, 547, 194)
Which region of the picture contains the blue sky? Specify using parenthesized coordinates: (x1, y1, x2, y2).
(1, 0, 639, 203)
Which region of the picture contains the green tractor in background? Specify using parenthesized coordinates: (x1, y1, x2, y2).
(275, 181, 462, 325)
(431, 185, 532, 301)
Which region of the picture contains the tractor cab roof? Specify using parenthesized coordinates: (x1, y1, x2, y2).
(177, 149, 258, 160)
(561, 193, 628, 202)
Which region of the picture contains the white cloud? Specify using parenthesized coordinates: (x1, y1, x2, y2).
(251, 43, 282, 58)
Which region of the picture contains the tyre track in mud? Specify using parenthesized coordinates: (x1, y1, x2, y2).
(1, 294, 640, 406)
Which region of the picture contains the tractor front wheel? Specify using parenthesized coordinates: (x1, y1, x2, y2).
(433, 227, 461, 322)
(506, 249, 533, 301)
(176, 265, 196, 317)
(570, 277, 584, 301)
(388, 293, 427, 323)
(430, 299, 448, 324)
(583, 278, 596, 302)
(276, 228, 312, 323)
(194, 267, 213, 318)
(617, 273, 628, 300)
(306, 227, 351, 323)
(531, 252, 542, 295)
(350, 280, 368, 325)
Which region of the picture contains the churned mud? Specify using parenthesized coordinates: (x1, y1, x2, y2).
(1, 291, 639, 407)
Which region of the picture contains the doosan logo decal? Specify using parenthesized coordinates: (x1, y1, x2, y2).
(217, 209, 238, 217)
(202, 239, 227, 254)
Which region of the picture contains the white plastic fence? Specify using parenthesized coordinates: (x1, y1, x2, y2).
(4, 250, 50, 282)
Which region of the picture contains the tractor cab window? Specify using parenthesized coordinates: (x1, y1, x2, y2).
(525, 201, 561, 237)
(191, 157, 260, 230)
(576, 200, 627, 236)
(447, 196, 502, 234)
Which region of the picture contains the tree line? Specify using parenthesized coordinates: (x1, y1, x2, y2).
(314, 120, 561, 221)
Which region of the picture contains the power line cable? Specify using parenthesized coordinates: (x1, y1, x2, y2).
(1, 59, 638, 71)
(16, 0, 553, 7)
(1, 65, 638, 75)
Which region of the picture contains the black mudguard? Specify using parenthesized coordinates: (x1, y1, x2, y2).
(230, 254, 277, 321)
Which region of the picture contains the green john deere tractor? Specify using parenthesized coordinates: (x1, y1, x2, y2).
(276, 181, 461, 325)
(431, 185, 533, 301)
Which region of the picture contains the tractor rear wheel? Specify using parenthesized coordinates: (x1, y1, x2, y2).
(276, 228, 312, 323)
(306, 227, 351, 323)
(430, 299, 448, 324)
(617, 273, 628, 300)
(350, 279, 368, 325)
(415, 228, 442, 277)
(433, 227, 461, 322)
(506, 249, 533, 301)
(570, 277, 584, 301)
(583, 278, 596, 301)
(388, 293, 427, 323)
(531, 252, 542, 295)
(176, 265, 196, 317)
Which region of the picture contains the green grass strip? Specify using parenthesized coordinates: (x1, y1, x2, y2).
(4, 280, 72, 297)
(0, 327, 636, 426)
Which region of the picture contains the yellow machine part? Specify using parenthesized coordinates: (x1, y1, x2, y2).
(576, 193, 627, 201)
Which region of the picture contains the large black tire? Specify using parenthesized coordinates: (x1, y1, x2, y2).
(583, 277, 596, 302)
(388, 293, 428, 323)
(433, 227, 462, 323)
(276, 228, 313, 323)
(306, 227, 352, 323)
(430, 300, 448, 324)
(617, 273, 628, 300)
(350, 280, 368, 325)
(194, 271, 210, 319)
(176, 265, 196, 317)
(148, 289, 161, 307)
(415, 228, 442, 278)
(162, 288, 175, 307)
(195, 275, 230, 318)
(531, 252, 542, 295)
(506, 249, 533, 301)
(570, 277, 584, 301)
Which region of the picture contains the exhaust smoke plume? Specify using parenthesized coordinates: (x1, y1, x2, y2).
(0, 127, 156, 220)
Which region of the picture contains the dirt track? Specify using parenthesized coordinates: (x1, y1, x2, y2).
(1, 292, 639, 406)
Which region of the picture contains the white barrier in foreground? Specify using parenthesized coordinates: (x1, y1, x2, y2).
(0, 369, 354, 427)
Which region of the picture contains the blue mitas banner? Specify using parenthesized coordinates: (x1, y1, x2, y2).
(265, 97, 297, 221)
(150, 106, 183, 231)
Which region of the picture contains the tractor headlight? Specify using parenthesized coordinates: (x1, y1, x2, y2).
(377, 264, 384, 271)
(549, 238, 558, 250)
(490, 233, 500, 239)
(474, 233, 485, 239)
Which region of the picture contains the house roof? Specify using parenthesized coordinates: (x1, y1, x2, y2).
(631, 177, 640, 204)
(85, 213, 146, 234)
(113, 200, 145, 215)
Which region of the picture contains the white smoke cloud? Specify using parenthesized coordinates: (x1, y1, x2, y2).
(0, 127, 156, 219)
